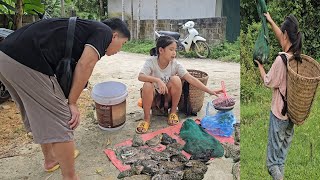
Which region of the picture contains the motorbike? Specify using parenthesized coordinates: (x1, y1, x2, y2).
(150, 21, 210, 58)
(0, 10, 50, 104)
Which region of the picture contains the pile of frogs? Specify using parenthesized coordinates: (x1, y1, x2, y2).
(222, 122, 240, 180)
(115, 133, 209, 180)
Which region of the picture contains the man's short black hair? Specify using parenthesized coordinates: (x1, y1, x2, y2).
(102, 18, 130, 40)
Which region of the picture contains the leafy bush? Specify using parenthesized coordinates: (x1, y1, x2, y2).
(241, 0, 320, 60)
(209, 39, 240, 62)
(240, 23, 269, 103)
(240, 0, 260, 31)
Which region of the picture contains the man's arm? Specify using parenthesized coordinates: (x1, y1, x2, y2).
(69, 45, 99, 104)
(67, 45, 99, 129)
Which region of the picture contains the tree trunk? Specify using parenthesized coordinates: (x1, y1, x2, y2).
(105, 0, 109, 18)
(137, 0, 142, 39)
(153, 0, 158, 40)
(130, 0, 133, 40)
(122, 0, 125, 21)
(61, 0, 65, 17)
(14, 0, 23, 29)
(99, 0, 104, 18)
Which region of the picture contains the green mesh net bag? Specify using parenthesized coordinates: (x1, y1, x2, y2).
(180, 119, 224, 158)
(253, 0, 270, 66)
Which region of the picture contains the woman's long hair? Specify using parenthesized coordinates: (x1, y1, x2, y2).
(280, 14, 302, 61)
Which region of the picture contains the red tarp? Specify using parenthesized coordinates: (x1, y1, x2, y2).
(104, 120, 234, 172)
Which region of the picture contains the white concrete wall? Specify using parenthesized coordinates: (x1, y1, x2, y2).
(108, 0, 218, 20)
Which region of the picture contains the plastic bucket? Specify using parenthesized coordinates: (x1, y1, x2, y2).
(91, 81, 128, 131)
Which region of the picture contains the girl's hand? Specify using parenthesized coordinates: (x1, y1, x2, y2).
(215, 89, 224, 94)
(264, 12, 273, 23)
(209, 89, 223, 97)
(254, 60, 263, 67)
(157, 79, 168, 94)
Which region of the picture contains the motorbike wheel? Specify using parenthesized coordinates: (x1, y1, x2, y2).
(0, 81, 10, 104)
(194, 41, 210, 58)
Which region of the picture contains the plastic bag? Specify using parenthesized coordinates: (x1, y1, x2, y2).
(212, 81, 236, 110)
(201, 102, 236, 137)
(212, 96, 236, 110)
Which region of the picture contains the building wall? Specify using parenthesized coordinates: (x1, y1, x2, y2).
(128, 17, 226, 45)
(0, 15, 226, 45)
(108, 0, 217, 20)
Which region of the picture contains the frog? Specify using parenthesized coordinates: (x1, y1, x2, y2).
(222, 142, 240, 162)
(146, 134, 163, 147)
(132, 134, 145, 147)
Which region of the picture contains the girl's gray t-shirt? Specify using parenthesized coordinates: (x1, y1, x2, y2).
(140, 56, 188, 90)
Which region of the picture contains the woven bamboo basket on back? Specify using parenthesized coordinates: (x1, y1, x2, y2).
(287, 54, 320, 125)
(178, 69, 209, 113)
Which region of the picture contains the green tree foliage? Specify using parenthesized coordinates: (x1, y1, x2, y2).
(240, 23, 261, 103)
(43, 0, 60, 17)
(0, 0, 44, 29)
(0, 0, 15, 28)
(44, 0, 106, 20)
(0, 0, 15, 14)
(240, 0, 260, 31)
(24, 0, 44, 15)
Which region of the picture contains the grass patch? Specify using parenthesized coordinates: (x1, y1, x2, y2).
(209, 40, 240, 62)
(241, 88, 320, 179)
(121, 40, 155, 55)
(121, 39, 239, 63)
(178, 40, 240, 62)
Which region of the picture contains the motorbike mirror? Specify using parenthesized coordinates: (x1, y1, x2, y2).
(184, 21, 195, 28)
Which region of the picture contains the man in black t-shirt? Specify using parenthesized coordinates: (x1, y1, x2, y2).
(0, 18, 130, 179)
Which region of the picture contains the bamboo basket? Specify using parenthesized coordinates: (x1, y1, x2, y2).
(287, 54, 320, 125)
(179, 69, 209, 113)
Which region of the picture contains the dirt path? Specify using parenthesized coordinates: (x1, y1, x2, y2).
(0, 52, 239, 180)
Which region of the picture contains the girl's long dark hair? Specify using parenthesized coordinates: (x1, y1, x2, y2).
(280, 14, 302, 61)
(156, 35, 176, 55)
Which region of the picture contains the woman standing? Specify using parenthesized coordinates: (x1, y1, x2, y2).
(255, 12, 302, 180)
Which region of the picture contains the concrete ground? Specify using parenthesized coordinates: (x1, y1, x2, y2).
(0, 52, 239, 180)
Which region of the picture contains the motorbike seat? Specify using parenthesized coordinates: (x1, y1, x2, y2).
(0, 28, 14, 39)
(157, 31, 180, 40)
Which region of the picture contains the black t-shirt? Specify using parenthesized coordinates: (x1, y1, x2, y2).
(0, 18, 112, 76)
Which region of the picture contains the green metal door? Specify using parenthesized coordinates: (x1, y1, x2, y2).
(223, 0, 240, 42)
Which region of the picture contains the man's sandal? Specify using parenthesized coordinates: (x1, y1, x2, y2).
(45, 149, 80, 172)
(168, 113, 179, 126)
(136, 121, 150, 134)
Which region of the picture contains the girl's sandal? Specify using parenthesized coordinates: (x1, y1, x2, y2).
(136, 121, 150, 134)
(168, 113, 179, 125)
